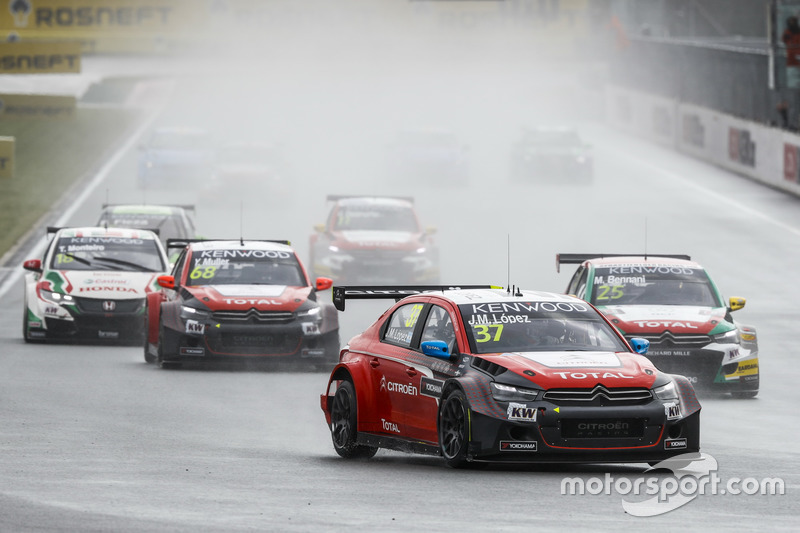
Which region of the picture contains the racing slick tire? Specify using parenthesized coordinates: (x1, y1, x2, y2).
(438, 389, 471, 468)
(330, 380, 378, 459)
(324, 330, 341, 361)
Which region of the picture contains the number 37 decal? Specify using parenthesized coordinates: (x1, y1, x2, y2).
(473, 324, 504, 342)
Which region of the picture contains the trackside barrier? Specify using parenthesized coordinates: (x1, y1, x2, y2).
(606, 84, 800, 198)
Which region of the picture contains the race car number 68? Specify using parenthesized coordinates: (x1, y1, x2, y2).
(190, 266, 217, 280)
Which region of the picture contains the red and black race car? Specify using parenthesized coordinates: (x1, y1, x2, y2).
(320, 286, 700, 467)
(144, 239, 339, 369)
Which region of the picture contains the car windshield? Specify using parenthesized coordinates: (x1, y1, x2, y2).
(50, 236, 165, 272)
(332, 205, 419, 232)
(187, 249, 305, 286)
(459, 301, 627, 354)
(590, 264, 721, 306)
(98, 212, 186, 243)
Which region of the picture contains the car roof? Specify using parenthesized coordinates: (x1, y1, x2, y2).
(102, 204, 184, 216)
(54, 227, 161, 240)
(431, 288, 586, 306)
(334, 196, 414, 208)
(186, 240, 294, 253)
(585, 256, 704, 269)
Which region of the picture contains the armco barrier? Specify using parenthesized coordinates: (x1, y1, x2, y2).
(606, 84, 800, 198)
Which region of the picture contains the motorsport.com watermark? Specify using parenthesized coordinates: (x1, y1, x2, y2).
(560, 453, 785, 517)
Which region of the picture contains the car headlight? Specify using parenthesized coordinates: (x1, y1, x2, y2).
(490, 382, 540, 402)
(328, 245, 340, 252)
(40, 289, 73, 303)
(181, 305, 210, 319)
(712, 329, 738, 343)
(653, 382, 679, 400)
(297, 306, 321, 318)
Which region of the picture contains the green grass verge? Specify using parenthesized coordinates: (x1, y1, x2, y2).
(0, 106, 143, 259)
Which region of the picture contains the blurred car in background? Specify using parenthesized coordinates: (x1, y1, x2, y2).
(137, 127, 214, 188)
(96, 204, 198, 247)
(144, 239, 339, 369)
(387, 129, 469, 184)
(510, 127, 592, 181)
(206, 141, 291, 199)
(321, 286, 700, 467)
(309, 195, 439, 284)
(557, 254, 759, 398)
(22, 227, 169, 344)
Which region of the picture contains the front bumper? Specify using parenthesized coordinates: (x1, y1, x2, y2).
(641, 346, 759, 394)
(467, 401, 700, 464)
(314, 254, 439, 285)
(27, 297, 146, 342)
(161, 320, 333, 363)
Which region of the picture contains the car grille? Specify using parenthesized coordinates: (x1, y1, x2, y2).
(211, 309, 294, 324)
(627, 332, 711, 348)
(543, 386, 652, 406)
(561, 418, 646, 439)
(73, 297, 145, 314)
(207, 331, 302, 355)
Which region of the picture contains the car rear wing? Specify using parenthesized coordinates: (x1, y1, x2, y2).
(332, 285, 500, 311)
(556, 253, 692, 273)
(101, 203, 196, 211)
(47, 226, 160, 237)
(166, 238, 291, 250)
(325, 195, 414, 203)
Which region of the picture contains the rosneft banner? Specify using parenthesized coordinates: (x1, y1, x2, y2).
(0, 42, 80, 73)
(0, 0, 204, 53)
(0, 136, 15, 178)
(0, 94, 76, 117)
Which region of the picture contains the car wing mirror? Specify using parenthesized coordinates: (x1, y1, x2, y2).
(313, 223, 326, 233)
(157, 275, 175, 290)
(23, 259, 42, 273)
(421, 340, 452, 361)
(425, 226, 437, 235)
(629, 337, 650, 355)
(729, 296, 746, 312)
(315, 277, 333, 291)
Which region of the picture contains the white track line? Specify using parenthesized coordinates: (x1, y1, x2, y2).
(0, 102, 165, 299)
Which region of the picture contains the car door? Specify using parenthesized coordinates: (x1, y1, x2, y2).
(367, 299, 430, 438)
(399, 303, 462, 443)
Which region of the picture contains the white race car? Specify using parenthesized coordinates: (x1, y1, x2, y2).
(22, 227, 169, 344)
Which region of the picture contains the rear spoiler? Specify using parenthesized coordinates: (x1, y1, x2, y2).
(166, 238, 291, 250)
(556, 253, 692, 273)
(332, 285, 501, 312)
(326, 195, 414, 203)
(101, 203, 196, 211)
(47, 226, 160, 237)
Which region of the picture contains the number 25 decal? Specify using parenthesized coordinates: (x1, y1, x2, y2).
(596, 285, 624, 300)
(473, 324, 504, 342)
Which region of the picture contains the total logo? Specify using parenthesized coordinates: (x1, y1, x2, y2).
(552, 372, 634, 380)
(381, 418, 400, 433)
(633, 321, 699, 329)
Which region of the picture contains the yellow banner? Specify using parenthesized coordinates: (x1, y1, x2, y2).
(0, 137, 14, 178)
(0, 94, 75, 118)
(0, 0, 198, 33)
(0, 42, 80, 73)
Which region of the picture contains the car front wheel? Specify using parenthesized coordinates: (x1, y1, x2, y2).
(439, 389, 471, 468)
(330, 380, 377, 459)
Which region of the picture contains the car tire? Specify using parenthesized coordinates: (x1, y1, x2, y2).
(157, 325, 181, 370)
(330, 380, 377, 459)
(324, 330, 341, 361)
(438, 389, 471, 468)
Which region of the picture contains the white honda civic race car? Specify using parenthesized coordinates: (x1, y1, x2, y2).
(22, 226, 169, 344)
